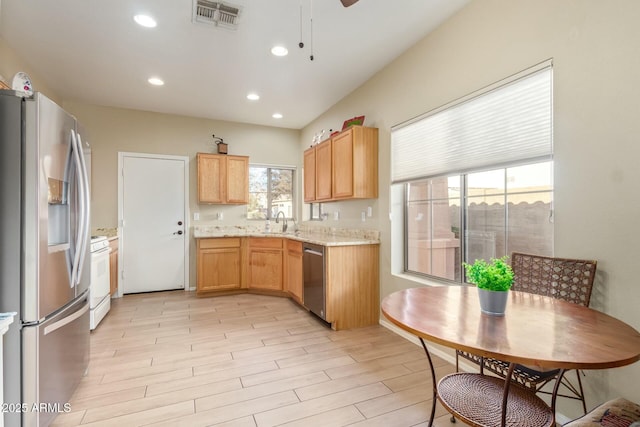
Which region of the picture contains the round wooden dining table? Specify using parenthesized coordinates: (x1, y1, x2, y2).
(381, 286, 640, 427)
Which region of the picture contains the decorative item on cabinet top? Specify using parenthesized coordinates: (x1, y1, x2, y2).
(310, 115, 365, 146)
(341, 115, 365, 131)
(211, 134, 228, 154)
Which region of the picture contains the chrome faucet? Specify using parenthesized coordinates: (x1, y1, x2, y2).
(275, 211, 287, 233)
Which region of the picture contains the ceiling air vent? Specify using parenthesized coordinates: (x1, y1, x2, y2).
(193, 0, 242, 30)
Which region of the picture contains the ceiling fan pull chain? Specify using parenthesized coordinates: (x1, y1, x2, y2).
(310, 0, 314, 61)
(298, 1, 304, 48)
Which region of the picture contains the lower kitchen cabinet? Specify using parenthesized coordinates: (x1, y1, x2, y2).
(248, 238, 283, 291)
(285, 240, 303, 303)
(196, 238, 242, 294)
(195, 237, 380, 331)
(109, 237, 118, 296)
(325, 244, 380, 330)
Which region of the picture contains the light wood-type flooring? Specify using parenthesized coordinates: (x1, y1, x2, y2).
(52, 291, 459, 427)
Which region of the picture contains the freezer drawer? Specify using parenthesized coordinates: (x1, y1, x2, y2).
(22, 294, 89, 427)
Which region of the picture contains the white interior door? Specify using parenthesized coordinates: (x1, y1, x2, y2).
(119, 153, 188, 294)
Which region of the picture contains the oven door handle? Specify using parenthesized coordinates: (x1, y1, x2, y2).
(92, 247, 112, 256)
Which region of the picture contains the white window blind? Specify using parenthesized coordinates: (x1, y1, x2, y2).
(391, 63, 552, 183)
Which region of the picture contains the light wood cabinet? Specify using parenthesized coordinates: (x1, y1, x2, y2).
(196, 238, 242, 294)
(303, 147, 316, 202)
(285, 240, 303, 303)
(303, 126, 378, 202)
(325, 244, 380, 330)
(332, 127, 378, 199)
(247, 238, 283, 291)
(315, 139, 332, 201)
(195, 237, 379, 331)
(109, 238, 118, 296)
(197, 153, 249, 204)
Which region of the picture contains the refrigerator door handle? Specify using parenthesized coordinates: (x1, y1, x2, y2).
(74, 132, 90, 285)
(69, 129, 85, 288)
(43, 301, 89, 335)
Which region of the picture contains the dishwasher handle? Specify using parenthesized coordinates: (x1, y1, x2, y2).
(303, 248, 324, 257)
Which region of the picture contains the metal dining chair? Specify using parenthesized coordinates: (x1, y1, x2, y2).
(455, 252, 598, 415)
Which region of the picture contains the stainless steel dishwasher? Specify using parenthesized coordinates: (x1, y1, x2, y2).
(303, 243, 326, 320)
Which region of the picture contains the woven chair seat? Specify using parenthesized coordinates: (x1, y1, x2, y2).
(438, 373, 554, 427)
(457, 352, 559, 391)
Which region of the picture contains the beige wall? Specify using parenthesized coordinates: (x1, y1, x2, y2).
(301, 0, 640, 416)
(0, 36, 61, 103)
(63, 101, 301, 286)
(63, 102, 301, 227)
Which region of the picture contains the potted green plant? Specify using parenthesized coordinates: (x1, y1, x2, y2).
(463, 256, 514, 316)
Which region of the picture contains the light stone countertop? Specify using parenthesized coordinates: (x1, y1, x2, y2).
(92, 228, 118, 239)
(92, 225, 380, 246)
(193, 224, 380, 247)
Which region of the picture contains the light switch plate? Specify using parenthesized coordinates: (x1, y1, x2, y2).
(193, 212, 200, 221)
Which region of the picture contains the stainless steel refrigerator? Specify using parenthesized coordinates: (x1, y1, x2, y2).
(0, 90, 91, 427)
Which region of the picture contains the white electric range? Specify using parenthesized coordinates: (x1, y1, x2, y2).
(89, 236, 111, 330)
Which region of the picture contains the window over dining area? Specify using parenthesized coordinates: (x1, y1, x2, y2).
(392, 61, 554, 283)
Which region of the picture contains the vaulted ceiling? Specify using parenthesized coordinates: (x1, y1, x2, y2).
(0, 0, 469, 129)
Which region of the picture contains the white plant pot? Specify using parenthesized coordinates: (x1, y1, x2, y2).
(477, 288, 509, 316)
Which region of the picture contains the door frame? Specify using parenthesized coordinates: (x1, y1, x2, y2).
(117, 152, 190, 297)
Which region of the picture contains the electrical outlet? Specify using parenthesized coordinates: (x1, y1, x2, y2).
(333, 211, 340, 220)
(217, 212, 224, 220)
(361, 211, 366, 222)
(367, 206, 373, 217)
(193, 212, 200, 221)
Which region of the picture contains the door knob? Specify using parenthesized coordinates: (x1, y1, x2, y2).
(173, 230, 183, 235)
(177, 221, 183, 226)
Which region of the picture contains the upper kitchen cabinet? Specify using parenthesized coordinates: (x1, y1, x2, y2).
(197, 153, 249, 204)
(315, 138, 333, 201)
(303, 126, 378, 202)
(303, 146, 316, 202)
(332, 126, 378, 199)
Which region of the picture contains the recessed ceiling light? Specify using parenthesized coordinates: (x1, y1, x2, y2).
(247, 93, 260, 101)
(148, 77, 164, 86)
(272, 113, 283, 119)
(134, 14, 157, 28)
(271, 46, 288, 57)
